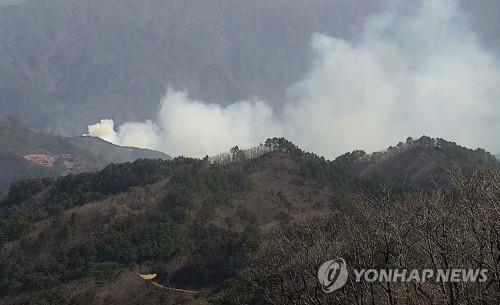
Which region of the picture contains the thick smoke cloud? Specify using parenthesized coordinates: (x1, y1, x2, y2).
(87, 90, 282, 157)
(87, 0, 500, 158)
(87, 119, 161, 150)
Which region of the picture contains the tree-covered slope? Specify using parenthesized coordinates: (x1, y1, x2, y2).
(1, 137, 496, 304)
(335, 136, 499, 188)
(0, 139, 361, 304)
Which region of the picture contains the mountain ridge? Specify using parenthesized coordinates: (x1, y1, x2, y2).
(1, 0, 499, 136)
(1, 137, 499, 304)
(0, 0, 398, 134)
(334, 135, 499, 188)
(0, 117, 170, 188)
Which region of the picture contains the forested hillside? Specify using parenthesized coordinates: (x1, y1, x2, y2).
(1, 1, 500, 303)
(1, 138, 498, 304)
(335, 136, 499, 188)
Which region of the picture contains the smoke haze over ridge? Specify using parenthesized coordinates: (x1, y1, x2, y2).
(88, 0, 500, 158)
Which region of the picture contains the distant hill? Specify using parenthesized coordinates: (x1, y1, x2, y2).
(0, 0, 387, 135)
(0, 117, 170, 188)
(67, 136, 169, 166)
(335, 136, 499, 188)
(0, 0, 498, 136)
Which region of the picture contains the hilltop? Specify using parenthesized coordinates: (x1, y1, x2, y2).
(1, 137, 499, 304)
(0, 117, 170, 188)
(335, 136, 499, 188)
(0, 138, 356, 304)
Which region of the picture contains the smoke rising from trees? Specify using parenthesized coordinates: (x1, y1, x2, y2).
(88, 0, 500, 158)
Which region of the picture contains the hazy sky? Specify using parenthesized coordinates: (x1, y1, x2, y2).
(0, 0, 28, 5)
(88, 0, 500, 158)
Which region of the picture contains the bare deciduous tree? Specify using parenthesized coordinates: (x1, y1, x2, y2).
(218, 168, 500, 305)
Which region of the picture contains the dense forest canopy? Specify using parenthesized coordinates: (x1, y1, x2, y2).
(0, 137, 499, 304)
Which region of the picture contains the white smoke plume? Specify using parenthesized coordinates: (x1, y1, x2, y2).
(87, 119, 161, 150)
(87, 0, 500, 158)
(88, 90, 282, 157)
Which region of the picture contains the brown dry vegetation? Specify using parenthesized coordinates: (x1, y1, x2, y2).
(218, 168, 500, 305)
(0, 142, 351, 304)
(1, 138, 498, 305)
